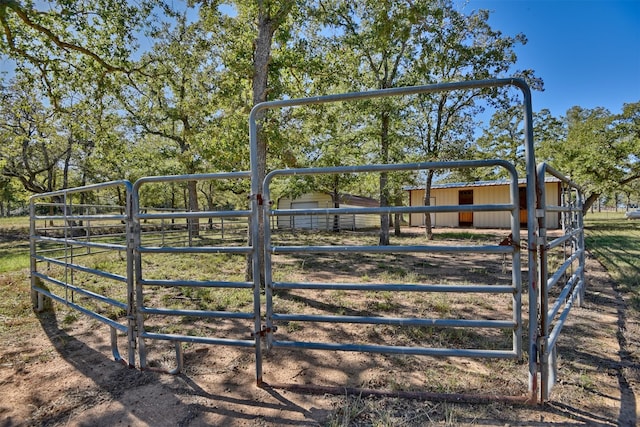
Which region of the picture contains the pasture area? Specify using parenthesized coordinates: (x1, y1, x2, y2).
(0, 213, 638, 426)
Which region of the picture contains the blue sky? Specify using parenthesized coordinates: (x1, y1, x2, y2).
(462, 0, 640, 117)
(2, 1, 638, 119)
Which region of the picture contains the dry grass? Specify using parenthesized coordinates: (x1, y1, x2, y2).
(3, 214, 638, 425)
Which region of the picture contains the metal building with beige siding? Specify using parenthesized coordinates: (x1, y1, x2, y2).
(406, 178, 562, 229)
(276, 192, 380, 230)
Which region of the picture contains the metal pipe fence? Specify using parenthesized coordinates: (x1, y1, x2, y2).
(27, 79, 585, 404)
(29, 180, 136, 366)
(536, 162, 586, 401)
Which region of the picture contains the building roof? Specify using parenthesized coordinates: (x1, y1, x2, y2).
(339, 194, 379, 207)
(404, 176, 561, 191)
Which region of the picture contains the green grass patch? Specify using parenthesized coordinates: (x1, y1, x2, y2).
(0, 217, 31, 273)
(0, 249, 30, 273)
(0, 216, 30, 228)
(584, 212, 640, 307)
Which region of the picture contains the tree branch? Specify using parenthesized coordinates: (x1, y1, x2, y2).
(1, 0, 152, 75)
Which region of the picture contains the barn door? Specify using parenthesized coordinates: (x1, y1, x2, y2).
(458, 190, 473, 226)
(519, 187, 528, 226)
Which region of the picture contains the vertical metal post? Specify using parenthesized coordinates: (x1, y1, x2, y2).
(125, 183, 137, 367)
(508, 176, 523, 359)
(516, 82, 540, 404)
(577, 189, 586, 305)
(132, 185, 147, 369)
(536, 173, 550, 402)
(63, 193, 70, 304)
(249, 106, 264, 385)
(85, 206, 91, 255)
(29, 197, 41, 310)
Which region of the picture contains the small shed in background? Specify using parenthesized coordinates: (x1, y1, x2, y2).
(406, 178, 562, 229)
(276, 192, 379, 231)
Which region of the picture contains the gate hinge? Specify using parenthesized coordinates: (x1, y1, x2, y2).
(534, 236, 547, 246)
(252, 325, 277, 337)
(248, 193, 264, 205)
(536, 335, 547, 358)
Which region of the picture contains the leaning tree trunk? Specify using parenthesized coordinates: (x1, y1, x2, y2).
(582, 191, 600, 216)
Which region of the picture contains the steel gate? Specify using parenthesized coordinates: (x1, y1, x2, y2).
(130, 172, 262, 375)
(262, 160, 523, 360)
(247, 78, 542, 401)
(28, 78, 586, 403)
(30, 181, 136, 366)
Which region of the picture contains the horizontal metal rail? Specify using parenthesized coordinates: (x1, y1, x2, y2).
(33, 255, 127, 283)
(272, 313, 515, 329)
(547, 267, 584, 324)
(272, 341, 518, 358)
(30, 180, 133, 199)
(33, 235, 126, 251)
(546, 279, 585, 351)
(138, 278, 253, 288)
(264, 159, 518, 194)
(33, 214, 127, 221)
(137, 245, 252, 254)
(546, 251, 582, 290)
(137, 210, 251, 220)
(545, 205, 582, 213)
(140, 307, 254, 320)
(34, 248, 116, 260)
(32, 272, 128, 311)
(140, 332, 255, 347)
(547, 228, 582, 250)
(272, 244, 513, 254)
(273, 282, 515, 293)
(32, 283, 128, 333)
(272, 203, 515, 217)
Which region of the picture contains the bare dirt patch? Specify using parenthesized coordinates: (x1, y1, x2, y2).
(0, 239, 638, 426)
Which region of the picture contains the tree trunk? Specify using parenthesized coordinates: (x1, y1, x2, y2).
(424, 170, 434, 240)
(394, 192, 402, 236)
(202, 183, 215, 230)
(332, 175, 340, 232)
(187, 180, 200, 240)
(582, 191, 600, 216)
(379, 111, 390, 246)
(246, 8, 276, 283)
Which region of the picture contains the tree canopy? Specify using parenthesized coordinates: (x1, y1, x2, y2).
(1, 0, 638, 218)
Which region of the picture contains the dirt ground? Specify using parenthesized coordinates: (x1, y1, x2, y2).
(0, 250, 638, 426)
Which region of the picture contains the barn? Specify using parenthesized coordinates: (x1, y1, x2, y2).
(276, 192, 379, 231)
(406, 178, 562, 229)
